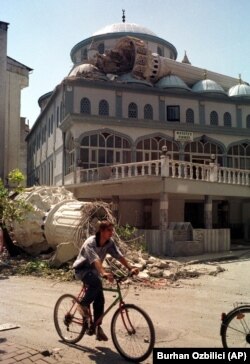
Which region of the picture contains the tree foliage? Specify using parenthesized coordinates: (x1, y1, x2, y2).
(0, 169, 32, 227)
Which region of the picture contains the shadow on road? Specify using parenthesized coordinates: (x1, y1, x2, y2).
(59, 340, 128, 364)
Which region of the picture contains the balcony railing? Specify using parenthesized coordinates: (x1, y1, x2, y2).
(67, 158, 250, 187)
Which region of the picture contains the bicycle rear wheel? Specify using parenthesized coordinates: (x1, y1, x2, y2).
(221, 306, 250, 348)
(54, 294, 86, 344)
(111, 303, 155, 362)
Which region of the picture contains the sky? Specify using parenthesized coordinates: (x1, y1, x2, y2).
(1, 0, 250, 127)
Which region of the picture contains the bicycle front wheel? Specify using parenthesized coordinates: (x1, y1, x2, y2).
(221, 306, 250, 348)
(54, 294, 86, 344)
(111, 304, 155, 362)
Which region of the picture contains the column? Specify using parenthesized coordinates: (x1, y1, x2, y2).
(112, 195, 120, 223)
(160, 192, 169, 231)
(204, 195, 213, 229)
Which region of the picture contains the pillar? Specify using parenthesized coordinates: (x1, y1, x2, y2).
(112, 195, 120, 223)
(160, 192, 169, 231)
(204, 195, 213, 229)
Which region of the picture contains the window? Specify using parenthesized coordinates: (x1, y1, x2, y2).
(157, 47, 163, 56)
(80, 132, 132, 169)
(224, 112, 232, 127)
(136, 136, 179, 161)
(80, 97, 91, 114)
(99, 100, 109, 116)
(167, 106, 180, 122)
(98, 43, 104, 54)
(246, 115, 250, 128)
(210, 111, 218, 126)
(227, 142, 250, 169)
(81, 48, 87, 60)
(144, 104, 153, 120)
(186, 108, 194, 123)
(56, 106, 59, 127)
(128, 103, 138, 118)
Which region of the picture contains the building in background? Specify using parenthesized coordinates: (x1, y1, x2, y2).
(0, 21, 32, 183)
(26, 16, 250, 254)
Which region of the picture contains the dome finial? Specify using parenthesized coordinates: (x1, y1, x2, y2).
(239, 73, 242, 84)
(122, 9, 126, 23)
(203, 69, 208, 80)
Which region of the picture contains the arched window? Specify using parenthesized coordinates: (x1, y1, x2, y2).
(98, 43, 104, 54)
(227, 142, 250, 169)
(79, 132, 132, 169)
(81, 48, 87, 60)
(65, 133, 75, 174)
(246, 115, 250, 128)
(224, 112, 232, 127)
(80, 97, 91, 114)
(99, 100, 109, 116)
(184, 139, 224, 166)
(144, 104, 153, 120)
(136, 136, 179, 161)
(186, 108, 194, 123)
(157, 47, 163, 56)
(128, 102, 138, 118)
(210, 111, 218, 126)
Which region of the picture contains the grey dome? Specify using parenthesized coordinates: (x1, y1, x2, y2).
(68, 63, 108, 80)
(228, 83, 250, 97)
(93, 22, 157, 37)
(116, 73, 152, 87)
(155, 75, 190, 90)
(192, 79, 225, 94)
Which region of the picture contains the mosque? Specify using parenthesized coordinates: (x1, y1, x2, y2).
(23, 14, 250, 254)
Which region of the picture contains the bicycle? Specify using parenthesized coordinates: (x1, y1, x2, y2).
(220, 302, 250, 348)
(53, 272, 155, 362)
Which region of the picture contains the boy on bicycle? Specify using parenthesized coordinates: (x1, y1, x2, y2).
(73, 220, 139, 341)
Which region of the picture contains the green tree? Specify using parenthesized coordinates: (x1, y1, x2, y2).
(0, 169, 32, 255)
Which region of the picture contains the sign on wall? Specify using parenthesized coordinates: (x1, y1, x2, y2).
(174, 130, 193, 142)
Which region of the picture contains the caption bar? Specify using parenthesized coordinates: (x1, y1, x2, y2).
(153, 349, 249, 363)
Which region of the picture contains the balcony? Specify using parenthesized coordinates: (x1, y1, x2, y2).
(66, 159, 250, 187)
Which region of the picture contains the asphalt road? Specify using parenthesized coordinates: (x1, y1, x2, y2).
(0, 253, 250, 363)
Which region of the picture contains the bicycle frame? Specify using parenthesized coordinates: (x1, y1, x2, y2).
(75, 278, 133, 332)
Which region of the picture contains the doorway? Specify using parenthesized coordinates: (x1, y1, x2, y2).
(184, 202, 204, 228)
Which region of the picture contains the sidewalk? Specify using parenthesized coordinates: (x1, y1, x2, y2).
(0, 339, 59, 364)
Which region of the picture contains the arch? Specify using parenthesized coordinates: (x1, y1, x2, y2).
(135, 133, 180, 161)
(227, 140, 250, 169)
(184, 136, 226, 166)
(65, 131, 75, 174)
(128, 102, 138, 118)
(99, 99, 109, 116)
(186, 108, 194, 123)
(246, 114, 250, 128)
(78, 129, 133, 169)
(144, 104, 153, 120)
(80, 97, 91, 114)
(210, 111, 218, 126)
(224, 112, 232, 127)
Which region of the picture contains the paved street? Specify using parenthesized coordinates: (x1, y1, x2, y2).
(0, 249, 250, 363)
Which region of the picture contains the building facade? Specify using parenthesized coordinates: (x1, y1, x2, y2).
(0, 21, 31, 182)
(26, 21, 250, 253)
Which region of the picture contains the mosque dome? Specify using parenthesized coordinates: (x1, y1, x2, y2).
(228, 83, 250, 97)
(68, 63, 108, 81)
(116, 72, 152, 87)
(155, 74, 190, 91)
(192, 79, 225, 94)
(93, 22, 157, 37)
